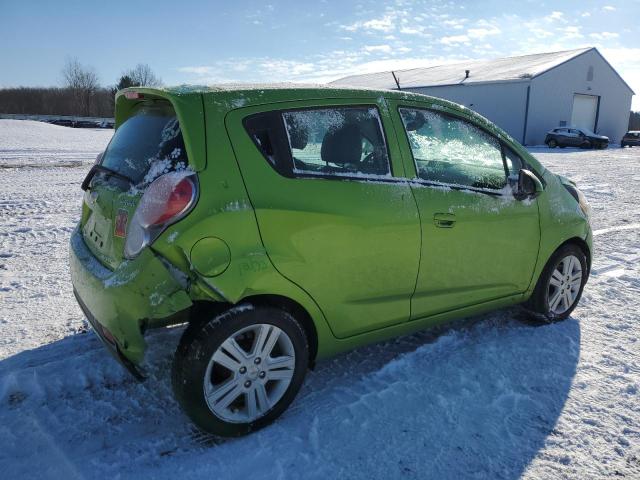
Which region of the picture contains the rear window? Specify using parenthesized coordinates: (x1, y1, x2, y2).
(243, 105, 391, 179)
(99, 103, 187, 186)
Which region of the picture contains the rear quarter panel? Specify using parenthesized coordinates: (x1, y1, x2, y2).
(150, 92, 338, 357)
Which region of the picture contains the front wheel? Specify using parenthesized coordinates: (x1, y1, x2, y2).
(172, 304, 309, 437)
(547, 139, 557, 148)
(525, 244, 588, 322)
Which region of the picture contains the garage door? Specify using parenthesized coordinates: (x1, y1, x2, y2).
(571, 94, 598, 131)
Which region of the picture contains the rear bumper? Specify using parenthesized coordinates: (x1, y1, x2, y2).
(74, 288, 146, 380)
(69, 226, 192, 370)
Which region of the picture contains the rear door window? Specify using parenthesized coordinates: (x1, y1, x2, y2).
(98, 103, 188, 187)
(244, 106, 391, 178)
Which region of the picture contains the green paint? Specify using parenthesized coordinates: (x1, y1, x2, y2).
(70, 85, 592, 367)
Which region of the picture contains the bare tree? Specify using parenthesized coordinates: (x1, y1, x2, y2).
(61, 57, 100, 116)
(126, 64, 162, 87)
(62, 58, 99, 90)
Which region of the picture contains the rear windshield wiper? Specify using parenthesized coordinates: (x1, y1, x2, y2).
(81, 164, 134, 191)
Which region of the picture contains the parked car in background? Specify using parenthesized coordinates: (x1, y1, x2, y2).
(70, 85, 592, 437)
(621, 131, 640, 148)
(545, 127, 609, 149)
(75, 120, 101, 129)
(49, 119, 76, 128)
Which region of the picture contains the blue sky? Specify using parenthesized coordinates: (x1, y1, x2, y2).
(2, 0, 639, 108)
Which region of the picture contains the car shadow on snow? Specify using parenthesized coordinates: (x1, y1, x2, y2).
(0, 308, 580, 479)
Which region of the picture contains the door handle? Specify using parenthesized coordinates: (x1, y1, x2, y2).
(433, 213, 456, 228)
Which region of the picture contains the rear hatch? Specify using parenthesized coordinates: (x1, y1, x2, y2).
(81, 101, 189, 270)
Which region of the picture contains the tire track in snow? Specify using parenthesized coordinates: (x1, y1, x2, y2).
(593, 223, 640, 236)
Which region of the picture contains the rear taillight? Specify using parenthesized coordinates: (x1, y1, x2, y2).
(124, 91, 144, 100)
(124, 172, 197, 259)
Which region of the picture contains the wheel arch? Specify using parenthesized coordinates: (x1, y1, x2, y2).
(242, 294, 319, 368)
(557, 236, 592, 275)
(188, 295, 319, 368)
(526, 234, 592, 302)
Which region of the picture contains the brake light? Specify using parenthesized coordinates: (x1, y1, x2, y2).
(124, 172, 197, 258)
(124, 91, 144, 100)
(139, 174, 195, 227)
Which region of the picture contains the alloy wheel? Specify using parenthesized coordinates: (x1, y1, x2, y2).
(547, 254, 582, 315)
(203, 323, 296, 423)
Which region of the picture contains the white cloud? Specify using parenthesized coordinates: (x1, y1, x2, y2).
(442, 18, 467, 30)
(581, 12, 591, 17)
(363, 45, 393, 53)
(176, 53, 470, 90)
(549, 11, 565, 21)
(399, 26, 431, 37)
(178, 66, 214, 75)
(529, 27, 554, 38)
(561, 26, 583, 40)
(440, 35, 470, 45)
(603, 5, 616, 11)
(467, 26, 501, 39)
(589, 32, 619, 40)
(342, 15, 395, 33)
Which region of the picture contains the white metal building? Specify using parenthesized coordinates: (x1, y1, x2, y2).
(331, 48, 634, 145)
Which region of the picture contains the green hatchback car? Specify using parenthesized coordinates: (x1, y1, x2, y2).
(70, 85, 592, 436)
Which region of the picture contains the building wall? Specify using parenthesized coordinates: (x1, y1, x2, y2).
(527, 49, 633, 144)
(408, 82, 530, 143)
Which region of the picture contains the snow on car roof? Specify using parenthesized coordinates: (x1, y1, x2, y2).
(330, 48, 593, 89)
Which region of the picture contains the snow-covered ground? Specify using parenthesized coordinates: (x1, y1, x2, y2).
(1, 119, 639, 479)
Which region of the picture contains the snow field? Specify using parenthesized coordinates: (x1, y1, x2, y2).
(0, 120, 639, 479)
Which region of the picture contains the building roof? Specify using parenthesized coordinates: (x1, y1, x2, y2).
(331, 47, 609, 90)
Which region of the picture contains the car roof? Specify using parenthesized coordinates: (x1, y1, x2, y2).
(121, 82, 466, 112)
(164, 83, 472, 111)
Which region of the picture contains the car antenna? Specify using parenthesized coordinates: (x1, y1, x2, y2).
(391, 71, 401, 90)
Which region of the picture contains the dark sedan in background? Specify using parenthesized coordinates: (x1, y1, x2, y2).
(621, 131, 640, 148)
(545, 127, 609, 149)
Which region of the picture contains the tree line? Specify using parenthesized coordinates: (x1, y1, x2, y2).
(0, 58, 161, 118)
(1, 58, 639, 127)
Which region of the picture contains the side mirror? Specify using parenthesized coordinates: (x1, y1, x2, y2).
(511, 169, 543, 200)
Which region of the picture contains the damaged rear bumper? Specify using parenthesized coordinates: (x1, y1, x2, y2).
(69, 227, 192, 374)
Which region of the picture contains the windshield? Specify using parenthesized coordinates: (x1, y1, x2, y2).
(100, 103, 188, 185)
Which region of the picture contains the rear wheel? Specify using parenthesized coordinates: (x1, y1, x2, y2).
(172, 304, 309, 437)
(525, 244, 588, 322)
(547, 139, 558, 148)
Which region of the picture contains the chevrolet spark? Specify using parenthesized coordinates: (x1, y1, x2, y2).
(70, 85, 592, 437)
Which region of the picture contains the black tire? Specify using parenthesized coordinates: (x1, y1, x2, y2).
(548, 139, 557, 148)
(172, 304, 309, 437)
(621, 142, 626, 148)
(525, 244, 588, 322)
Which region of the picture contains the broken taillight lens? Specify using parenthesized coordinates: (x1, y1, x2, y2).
(124, 172, 197, 258)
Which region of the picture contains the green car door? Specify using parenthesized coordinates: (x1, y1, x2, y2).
(388, 100, 541, 319)
(225, 98, 421, 338)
